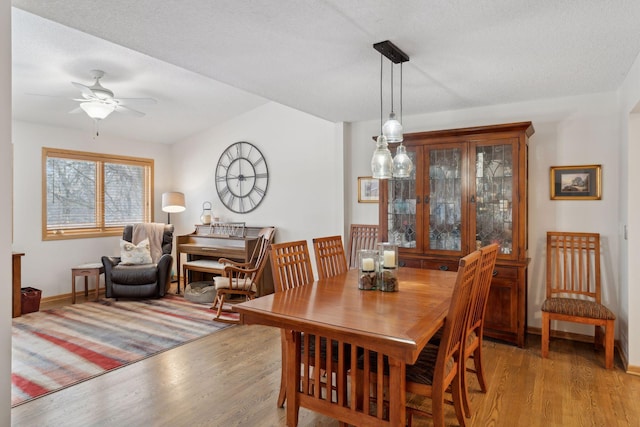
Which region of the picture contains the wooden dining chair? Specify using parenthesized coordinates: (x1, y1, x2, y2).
(347, 224, 379, 269)
(359, 250, 480, 427)
(210, 227, 275, 323)
(270, 240, 315, 408)
(313, 235, 348, 280)
(270, 239, 349, 412)
(459, 243, 499, 418)
(541, 232, 616, 369)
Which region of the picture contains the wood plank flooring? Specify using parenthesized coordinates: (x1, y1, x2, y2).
(11, 293, 640, 426)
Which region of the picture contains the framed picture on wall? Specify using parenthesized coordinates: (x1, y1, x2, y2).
(550, 164, 602, 200)
(358, 176, 379, 203)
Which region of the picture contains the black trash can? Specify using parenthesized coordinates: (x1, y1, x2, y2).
(21, 287, 42, 314)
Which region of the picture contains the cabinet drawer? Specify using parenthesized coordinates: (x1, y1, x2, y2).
(399, 258, 423, 268)
(420, 259, 459, 272)
(491, 266, 517, 281)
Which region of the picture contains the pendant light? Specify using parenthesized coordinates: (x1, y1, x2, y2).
(371, 52, 394, 179)
(371, 40, 413, 179)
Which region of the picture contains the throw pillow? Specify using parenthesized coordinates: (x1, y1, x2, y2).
(120, 238, 153, 265)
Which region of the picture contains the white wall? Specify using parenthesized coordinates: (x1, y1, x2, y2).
(1, 1, 12, 423)
(12, 121, 173, 298)
(618, 47, 640, 368)
(169, 102, 343, 275)
(346, 92, 622, 339)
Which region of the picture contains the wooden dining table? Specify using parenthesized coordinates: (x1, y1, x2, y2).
(235, 267, 457, 427)
(235, 267, 456, 426)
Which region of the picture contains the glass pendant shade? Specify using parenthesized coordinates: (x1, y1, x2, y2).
(80, 101, 116, 120)
(382, 112, 403, 143)
(392, 143, 413, 178)
(371, 135, 393, 179)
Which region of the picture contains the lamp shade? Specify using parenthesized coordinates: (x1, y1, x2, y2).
(162, 192, 186, 213)
(382, 112, 403, 143)
(371, 135, 393, 179)
(79, 101, 116, 120)
(392, 143, 413, 178)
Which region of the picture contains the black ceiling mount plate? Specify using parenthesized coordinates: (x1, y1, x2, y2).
(373, 40, 409, 64)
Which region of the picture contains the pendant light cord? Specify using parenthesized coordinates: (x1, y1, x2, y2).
(390, 62, 394, 114)
(400, 62, 403, 124)
(380, 53, 383, 134)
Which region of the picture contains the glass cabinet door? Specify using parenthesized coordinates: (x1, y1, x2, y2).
(385, 150, 419, 249)
(427, 146, 464, 253)
(473, 140, 515, 256)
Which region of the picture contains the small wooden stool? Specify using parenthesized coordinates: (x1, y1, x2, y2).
(71, 263, 105, 304)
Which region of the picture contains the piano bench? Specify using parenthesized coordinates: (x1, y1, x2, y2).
(183, 260, 225, 289)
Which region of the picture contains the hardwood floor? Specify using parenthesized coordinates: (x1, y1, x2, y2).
(12, 292, 640, 426)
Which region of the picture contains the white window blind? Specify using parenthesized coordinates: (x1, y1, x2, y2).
(43, 148, 153, 240)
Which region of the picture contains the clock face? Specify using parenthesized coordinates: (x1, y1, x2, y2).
(215, 141, 269, 213)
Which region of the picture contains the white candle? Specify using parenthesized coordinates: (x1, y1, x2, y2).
(362, 258, 374, 271)
(383, 250, 396, 268)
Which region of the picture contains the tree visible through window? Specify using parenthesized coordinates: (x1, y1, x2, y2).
(43, 148, 153, 240)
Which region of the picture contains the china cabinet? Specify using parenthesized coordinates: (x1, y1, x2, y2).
(378, 122, 534, 346)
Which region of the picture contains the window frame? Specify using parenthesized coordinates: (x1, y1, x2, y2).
(42, 147, 154, 240)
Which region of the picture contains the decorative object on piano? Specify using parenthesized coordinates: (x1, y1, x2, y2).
(377, 242, 398, 292)
(200, 201, 213, 225)
(161, 191, 186, 223)
(195, 222, 246, 238)
(358, 249, 378, 290)
(215, 141, 269, 214)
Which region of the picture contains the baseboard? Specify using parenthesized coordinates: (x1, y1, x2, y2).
(528, 326, 636, 374)
(41, 288, 104, 304)
(527, 326, 599, 344)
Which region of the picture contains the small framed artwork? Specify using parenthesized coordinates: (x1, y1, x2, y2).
(358, 176, 379, 203)
(550, 165, 602, 200)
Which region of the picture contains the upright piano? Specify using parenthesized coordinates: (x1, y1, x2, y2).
(176, 225, 274, 296)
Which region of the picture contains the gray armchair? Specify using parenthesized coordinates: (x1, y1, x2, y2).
(102, 224, 174, 299)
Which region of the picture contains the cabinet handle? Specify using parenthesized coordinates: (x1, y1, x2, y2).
(424, 195, 430, 204)
(439, 265, 449, 271)
(399, 260, 406, 267)
(492, 270, 498, 277)
(470, 195, 476, 203)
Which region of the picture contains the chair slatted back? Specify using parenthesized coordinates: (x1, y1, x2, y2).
(246, 227, 276, 285)
(467, 244, 499, 335)
(432, 250, 481, 389)
(313, 235, 348, 280)
(546, 232, 601, 303)
(270, 240, 315, 292)
(347, 224, 379, 269)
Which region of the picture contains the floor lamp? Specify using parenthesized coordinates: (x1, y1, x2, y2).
(161, 192, 186, 224)
(161, 192, 186, 289)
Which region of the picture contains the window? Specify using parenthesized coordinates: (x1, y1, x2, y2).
(43, 147, 154, 240)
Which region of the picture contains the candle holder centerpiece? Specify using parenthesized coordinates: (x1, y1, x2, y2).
(377, 242, 399, 292)
(358, 249, 378, 290)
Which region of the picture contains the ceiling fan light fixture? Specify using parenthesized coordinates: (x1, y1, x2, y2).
(80, 101, 116, 120)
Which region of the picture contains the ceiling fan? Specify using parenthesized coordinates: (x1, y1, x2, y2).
(69, 69, 157, 121)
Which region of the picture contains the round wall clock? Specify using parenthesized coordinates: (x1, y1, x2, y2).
(215, 141, 269, 214)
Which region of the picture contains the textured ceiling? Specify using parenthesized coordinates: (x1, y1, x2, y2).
(11, 1, 640, 143)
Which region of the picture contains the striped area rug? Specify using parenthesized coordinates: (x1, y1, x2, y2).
(11, 295, 232, 406)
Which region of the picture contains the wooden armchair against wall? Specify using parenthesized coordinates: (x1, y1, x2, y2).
(541, 232, 616, 369)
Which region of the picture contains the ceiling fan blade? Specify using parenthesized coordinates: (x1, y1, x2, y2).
(117, 97, 157, 105)
(71, 81, 96, 99)
(115, 104, 145, 117)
